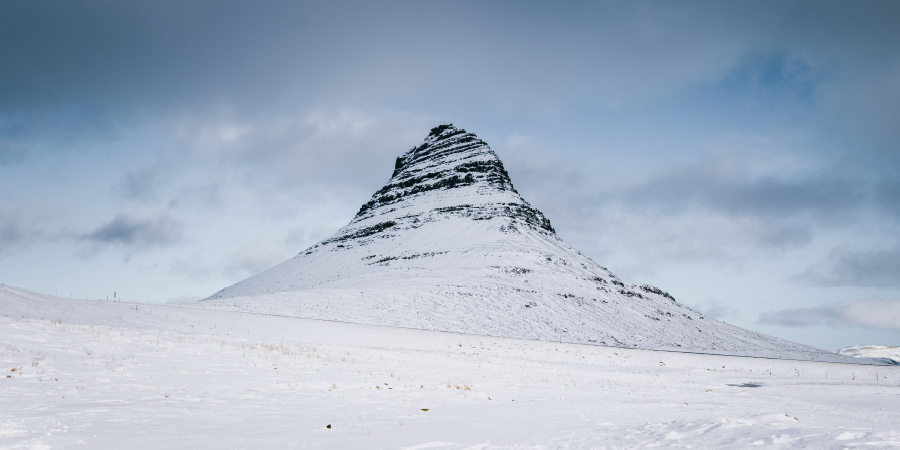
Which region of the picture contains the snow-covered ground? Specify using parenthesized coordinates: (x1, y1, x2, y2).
(2, 285, 899, 449)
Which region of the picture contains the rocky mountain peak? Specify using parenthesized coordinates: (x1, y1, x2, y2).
(351, 124, 553, 233)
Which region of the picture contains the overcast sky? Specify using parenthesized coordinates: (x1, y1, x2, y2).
(2, 0, 899, 350)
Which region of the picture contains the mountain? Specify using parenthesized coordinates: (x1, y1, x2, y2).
(839, 346, 900, 365)
(203, 124, 843, 361)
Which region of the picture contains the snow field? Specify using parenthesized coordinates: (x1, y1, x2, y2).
(2, 288, 899, 449)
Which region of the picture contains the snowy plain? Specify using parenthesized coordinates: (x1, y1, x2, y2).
(2, 284, 899, 449)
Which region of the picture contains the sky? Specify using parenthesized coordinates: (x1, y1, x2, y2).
(2, 0, 899, 351)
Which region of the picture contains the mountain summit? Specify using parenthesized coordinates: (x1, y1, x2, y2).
(342, 123, 554, 243)
(204, 125, 841, 361)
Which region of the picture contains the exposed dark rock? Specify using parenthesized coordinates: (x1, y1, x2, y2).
(640, 284, 675, 301)
(324, 221, 398, 244)
(351, 124, 554, 233)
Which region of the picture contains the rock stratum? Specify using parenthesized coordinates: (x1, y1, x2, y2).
(204, 124, 847, 362)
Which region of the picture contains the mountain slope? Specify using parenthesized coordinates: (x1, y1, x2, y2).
(203, 124, 839, 361)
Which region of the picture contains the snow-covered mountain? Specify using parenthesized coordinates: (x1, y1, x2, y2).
(839, 346, 900, 365)
(203, 124, 841, 361)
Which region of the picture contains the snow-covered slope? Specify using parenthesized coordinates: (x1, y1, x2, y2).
(839, 346, 900, 365)
(204, 125, 836, 360)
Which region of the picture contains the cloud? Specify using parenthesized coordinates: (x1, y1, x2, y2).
(189, 109, 434, 191)
(3, 1, 896, 122)
(515, 136, 891, 277)
(841, 300, 900, 330)
(799, 246, 900, 288)
(759, 299, 900, 330)
(617, 147, 865, 223)
(82, 213, 183, 248)
(109, 109, 438, 216)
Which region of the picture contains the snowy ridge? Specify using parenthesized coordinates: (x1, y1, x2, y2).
(839, 346, 900, 365)
(205, 125, 843, 361)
